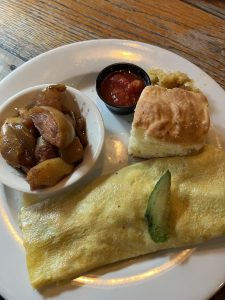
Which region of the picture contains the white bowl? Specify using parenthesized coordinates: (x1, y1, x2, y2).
(0, 84, 105, 194)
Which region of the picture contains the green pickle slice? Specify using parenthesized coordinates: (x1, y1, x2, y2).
(145, 170, 171, 243)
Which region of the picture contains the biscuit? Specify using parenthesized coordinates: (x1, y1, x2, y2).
(128, 86, 210, 158)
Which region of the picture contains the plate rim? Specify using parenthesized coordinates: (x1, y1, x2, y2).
(1, 38, 224, 93)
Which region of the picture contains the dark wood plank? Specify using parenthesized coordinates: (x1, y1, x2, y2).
(211, 285, 225, 300)
(183, 0, 225, 19)
(0, 0, 224, 89)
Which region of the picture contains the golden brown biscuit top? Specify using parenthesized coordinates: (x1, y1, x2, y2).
(133, 86, 210, 144)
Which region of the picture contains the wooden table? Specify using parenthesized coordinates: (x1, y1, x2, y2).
(0, 1, 224, 299)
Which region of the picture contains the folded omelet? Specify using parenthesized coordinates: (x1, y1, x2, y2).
(20, 145, 225, 289)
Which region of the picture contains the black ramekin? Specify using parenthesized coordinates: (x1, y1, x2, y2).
(96, 62, 151, 115)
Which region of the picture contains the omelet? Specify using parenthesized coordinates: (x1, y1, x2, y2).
(20, 145, 225, 289)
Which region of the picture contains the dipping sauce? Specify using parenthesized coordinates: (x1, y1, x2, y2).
(100, 70, 145, 107)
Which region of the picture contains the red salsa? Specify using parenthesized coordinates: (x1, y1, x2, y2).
(100, 70, 145, 107)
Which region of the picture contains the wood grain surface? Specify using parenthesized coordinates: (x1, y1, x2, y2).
(0, 0, 224, 88)
(184, 0, 225, 19)
(0, 1, 224, 300)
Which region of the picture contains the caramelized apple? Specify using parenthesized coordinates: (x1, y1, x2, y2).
(27, 158, 74, 190)
(34, 84, 66, 111)
(0, 117, 36, 169)
(35, 136, 58, 163)
(60, 137, 84, 164)
(31, 106, 75, 149)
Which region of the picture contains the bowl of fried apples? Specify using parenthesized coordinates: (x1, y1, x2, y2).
(0, 84, 104, 194)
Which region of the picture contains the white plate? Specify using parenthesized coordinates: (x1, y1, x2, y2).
(0, 39, 225, 300)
